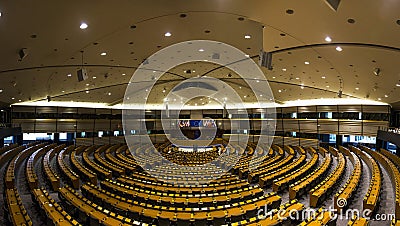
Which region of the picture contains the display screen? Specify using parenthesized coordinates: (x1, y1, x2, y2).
(178, 119, 216, 128)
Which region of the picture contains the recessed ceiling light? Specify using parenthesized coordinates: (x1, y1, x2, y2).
(244, 35, 251, 39)
(85, 90, 90, 93)
(67, 74, 72, 77)
(122, 73, 126, 75)
(321, 76, 326, 79)
(239, 86, 242, 89)
(301, 86, 304, 89)
(0, 12, 2, 17)
(80, 22, 88, 29)
(11, 97, 15, 100)
(92, 76, 97, 79)
(86, 83, 89, 86)
(0, 89, 3, 93)
(355, 87, 359, 90)
(61, 91, 65, 93)
(164, 32, 172, 37)
(198, 49, 204, 52)
(295, 77, 299, 80)
(326, 85, 330, 88)
(282, 68, 287, 71)
(396, 84, 400, 87)
(378, 98, 382, 101)
(304, 61, 310, 65)
(100, 52, 107, 56)
(18, 99, 21, 102)
(385, 95, 388, 98)
(336, 46, 343, 52)
(245, 54, 250, 57)
(272, 76, 276, 79)
(278, 89, 282, 93)
(325, 36, 332, 42)
(108, 92, 112, 96)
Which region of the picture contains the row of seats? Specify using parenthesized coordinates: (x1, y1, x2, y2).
(80, 181, 281, 225)
(248, 146, 295, 183)
(105, 145, 138, 174)
(94, 144, 125, 177)
(349, 146, 381, 215)
(57, 146, 80, 189)
(273, 147, 319, 192)
(334, 146, 362, 210)
(310, 147, 346, 207)
(26, 144, 55, 190)
(289, 148, 332, 200)
(259, 150, 307, 187)
(43, 145, 64, 191)
(364, 147, 400, 220)
(82, 145, 112, 180)
(32, 188, 81, 225)
(100, 179, 263, 208)
(70, 149, 98, 184)
(221, 199, 305, 226)
(59, 185, 150, 226)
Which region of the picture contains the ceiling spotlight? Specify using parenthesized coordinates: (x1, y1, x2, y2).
(301, 86, 304, 89)
(245, 54, 250, 57)
(355, 87, 359, 90)
(80, 22, 88, 29)
(85, 90, 90, 93)
(162, 88, 166, 93)
(11, 97, 15, 100)
(92, 76, 97, 79)
(325, 36, 332, 42)
(0, 12, 2, 17)
(336, 46, 343, 52)
(198, 49, 204, 52)
(304, 61, 310, 65)
(326, 85, 330, 88)
(67, 74, 72, 77)
(164, 32, 172, 37)
(378, 98, 382, 101)
(0, 89, 3, 93)
(244, 35, 251, 39)
(100, 52, 107, 56)
(373, 68, 381, 76)
(108, 92, 112, 96)
(385, 95, 388, 98)
(321, 76, 326, 79)
(278, 89, 282, 93)
(295, 77, 299, 80)
(282, 68, 287, 71)
(396, 84, 400, 87)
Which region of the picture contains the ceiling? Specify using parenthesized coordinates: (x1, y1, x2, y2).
(0, 0, 399, 109)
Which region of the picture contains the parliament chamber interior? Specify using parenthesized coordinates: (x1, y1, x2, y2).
(0, 1, 400, 226)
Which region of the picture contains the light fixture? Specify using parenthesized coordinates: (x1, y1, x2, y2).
(0, 89, 3, 93)
(325, 36, 332, 42)
(11, 97, 15, 100)
(198, 49, 204, 52)
(326, 85, 330, 88)
(92, 76, 97, 79)
(164, 32, 172, 37)
(0, 12, 2, 17)
(295, 77, 299, 80)
(304, 61, 310, 65)
(278, 89, 282, 93)
(245, 54, 250, 57)
(122, 73, 126, 75)
(396, 84, 400, 87)
(18, 100, 21, 102)
(378, 98, 382, 101)
(336, 46, 343, 52)
(80, 22, 88, 29)
(244, 35, 251, 39)
(301, 86, 304, 89)
(100, 52, 107, 56)
(67, 74, 72, 77)
(321, 76, 326, 79)
(272, 76, 276, 79)
(282, 68, 287, 71)
(355, 87, 359, 90)
(162, 88, 166, 93)
(62, 91, 65, 93)
(385, 95, 388, 98)
(108, 92, 112, 96)
(86, 83, 89, 86)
